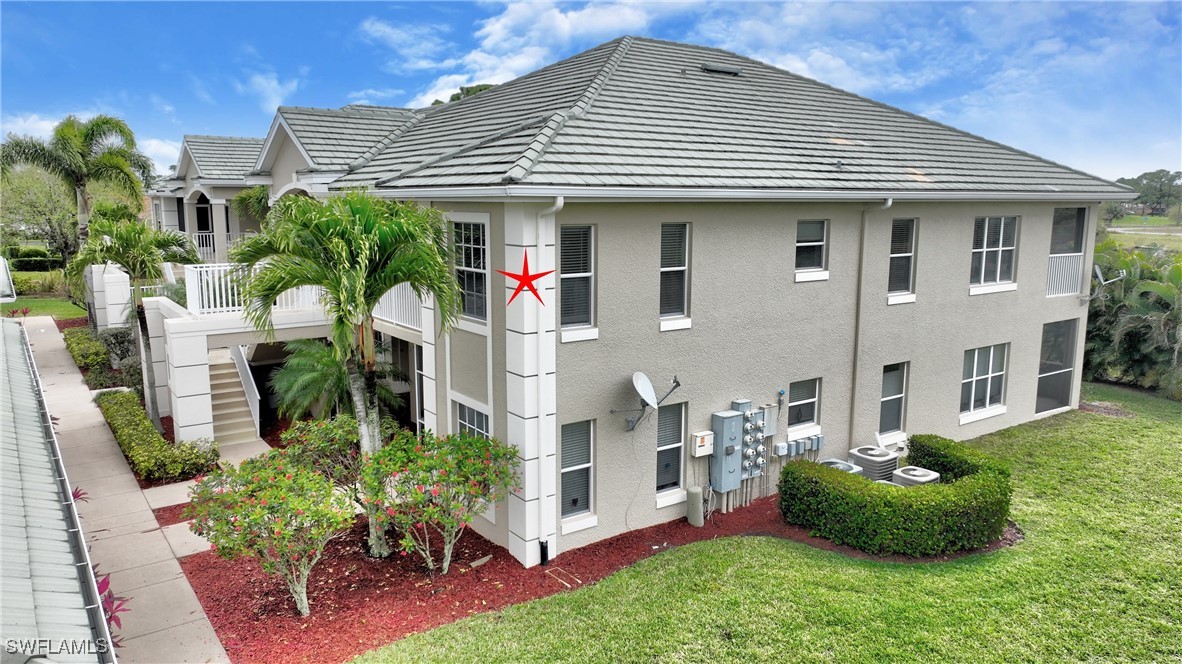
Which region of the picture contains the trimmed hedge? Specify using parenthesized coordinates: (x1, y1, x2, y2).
(94, 390, 218, 482)
(11, 257, 63, 271)
(64, 327, 109, 371)
(85, 366, 126, 390)
(19, 246, 49, 259)
(778, 435, 1012, 557)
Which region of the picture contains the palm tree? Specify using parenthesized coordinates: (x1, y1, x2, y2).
(0, 115, 153, 239)
(231, 191, 460, 557)
(67, 219, 200, 427)
(270, 338, 403, 421)
(1115, 261, 1182, 399)
(230, 185, 272, 227)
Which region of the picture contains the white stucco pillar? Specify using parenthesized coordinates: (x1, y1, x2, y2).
(211, 200, 229, 262)
(143, 298, 171, 417)
(420, 295, 439, 433)
(165, 323, 214, 442)
(503, 204, 558, 567)
(87, 265, 131, 331)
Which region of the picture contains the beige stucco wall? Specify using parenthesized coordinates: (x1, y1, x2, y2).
(268, 130, 312, 195)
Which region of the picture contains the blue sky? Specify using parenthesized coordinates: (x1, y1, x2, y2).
(2, 1, 1179, 181)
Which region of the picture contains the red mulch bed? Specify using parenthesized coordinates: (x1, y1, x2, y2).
(160, 416, 176, 444)
(54, 316, 89, 332)
(182, 496, 1022, 663)
(262, 418, 295, 449)
(154, 502, 191, 528)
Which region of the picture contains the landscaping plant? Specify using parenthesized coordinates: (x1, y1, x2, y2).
(270, 339, 403, 421)
(364, 430, 519, 575)
(64, 326, 110, 370)
(187, 452, 354, 617)
(94, 390, 217, 481)
(97, 327, 136, 364)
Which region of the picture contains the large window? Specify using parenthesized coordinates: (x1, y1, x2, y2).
(456, 402, 489, 438)
(795, 220, 828, 271)
(454, 222, 487, 321)
(560, 420, 593, 518)
(786, 378, 820, 428)
(560, 226, 594, 327)
(1050, 208, 1085, 255)
(660, 224, 689, 317)
(1037, 319, 1078, 413)
(880, 363, 908, 434)
(970, 216, 1017, 285)
(656, 402, 684, 492)
(961, 344, 1007, 413)
(889, 219, 916, 294)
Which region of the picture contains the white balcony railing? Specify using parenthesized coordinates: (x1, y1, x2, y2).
(227, 232, 254, 248)
(182, 263, 423, 332)
(192, 232, 216, 262)
(1046, 253, 1084, 297)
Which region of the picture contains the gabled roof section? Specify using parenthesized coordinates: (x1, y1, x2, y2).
(259, 105, 420, 172)
(338, 36, 1129, 197)
(182, 135, 265, 180)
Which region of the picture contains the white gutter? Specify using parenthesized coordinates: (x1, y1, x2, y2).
(356, 184, 1136, 203)
(536, 196, 563, 564)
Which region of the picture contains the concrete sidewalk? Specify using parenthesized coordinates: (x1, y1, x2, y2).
(24, 317, 229, 664)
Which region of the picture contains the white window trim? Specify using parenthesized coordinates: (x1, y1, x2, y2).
(783, 422, 822, 441)
(875, 430, 909, 447)
(959, 404, 1007, 425)
(879, 363, 907, 436)
(786, 379, 821, 428)
(888, 218, 917, 295)
(887, 293, 917, 305)
(659, 317, 692, 332)
(659, 223, 690, 319)
(961, 345, 1007, 415)
(560, 225, 595, 330)
(455, 401, 491, 439)
(970, 216, 1018, 286)
(795, 219, 828, 273)
(795, 270, 830, 283)
(561, 327, 599, 343)
(656, 402, 685, 494)
(655, 488, 688, 509)
(969, 282, 1018, 296)
(560, 420, 594, 522)
(454, 219, 489, 324)
(561, 513, 598, 534)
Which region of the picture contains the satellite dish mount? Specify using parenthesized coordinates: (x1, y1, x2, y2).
(611, 371, 681, 431)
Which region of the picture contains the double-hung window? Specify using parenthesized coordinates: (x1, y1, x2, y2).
(656, 402, 684, 492)
(786, 379, 820, 428)
(660, 224, 689, 318)
(560, 226, 594, 327)
(456, 402, 490, 438)
(961, 344, 1007, 414)
(970, 216, 1017, 285)
(560, 421, 593, 519)
(454, 221, 487, 321)
(889, 219, 916, 294)
(879, 363, 907, 434)
(795, 220, 828, 272)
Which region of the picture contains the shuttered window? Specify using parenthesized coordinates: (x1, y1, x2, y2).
(560, 421, 593, 518)
(656, 402, 684, 492)
(454, 221, 487, 320)
(888, 219, 916, 294)
(795, 220, 828, 270)
(560, 226, 594, 327)
(786, 378, 820, 427)
(659, 224, 689, 317)
(960, 344, 1007, 413)
(879, 363, 907, 434)
(970, 217, 1017, 285)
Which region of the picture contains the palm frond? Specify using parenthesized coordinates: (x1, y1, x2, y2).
(87, 151, 144, 204)
(81, 115, 137, 154)
(0, 136, 80, 184)
(270, 339, 404, 420)
(231, 185, 272, 225)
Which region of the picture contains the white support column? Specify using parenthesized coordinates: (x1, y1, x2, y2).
(165, 324, 214, 442)
(420, 295, 439, 433)
(504, 204, 558, 567)
(183, 198, 197, 236)
(211, 200, 229, 263)
(87, 265, 132, 331)
(143, 298, 171, 417)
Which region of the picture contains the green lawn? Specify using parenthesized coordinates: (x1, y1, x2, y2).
(1111, 214, 1177, 227)
(5, 296, 86, 318)
(1109, 231, 1182, 253)
(356, 383, 1181, 663)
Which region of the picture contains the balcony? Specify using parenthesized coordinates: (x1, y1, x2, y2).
(1046, 253, 1083, 297)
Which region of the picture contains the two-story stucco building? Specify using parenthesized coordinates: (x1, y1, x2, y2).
(146, 36, 1133, 568)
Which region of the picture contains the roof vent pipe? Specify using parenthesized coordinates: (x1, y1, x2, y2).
(701, 62, 742, 76)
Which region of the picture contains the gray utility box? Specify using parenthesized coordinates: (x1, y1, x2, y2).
(710, 410, 744, 493)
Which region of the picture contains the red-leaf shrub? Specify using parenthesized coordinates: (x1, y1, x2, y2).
(363, 430, 519, 575)
(186, 452, 353, 616)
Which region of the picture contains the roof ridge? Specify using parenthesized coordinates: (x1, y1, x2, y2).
(348, 113, 426, 172)
(501, 36, 634, 183)
(184, 134, 265, 143)
(376, 113, 551, 186)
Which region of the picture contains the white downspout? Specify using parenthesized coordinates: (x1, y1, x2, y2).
(848, 198, 893, 451)
(536, 196, 563, 564)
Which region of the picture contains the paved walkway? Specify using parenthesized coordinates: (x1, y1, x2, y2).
(25, 317, 229, 664)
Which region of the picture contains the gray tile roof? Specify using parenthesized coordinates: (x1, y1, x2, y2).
(184, 135, 265, 180)
(1, 319, 105, 663)
(335, 36, 1129, 196)
(276, 105, 420, 171)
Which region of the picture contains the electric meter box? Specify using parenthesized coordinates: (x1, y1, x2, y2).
(690, 431, 714, 457)
(709, 410, 744, 493)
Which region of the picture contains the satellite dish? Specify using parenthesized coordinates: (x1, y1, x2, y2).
(632, 372, 659, 409)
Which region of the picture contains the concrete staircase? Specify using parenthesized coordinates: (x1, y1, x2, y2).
(206, 352, 270, 471)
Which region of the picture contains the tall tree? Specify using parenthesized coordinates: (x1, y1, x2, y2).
(231, 191, 460, 557)
(0, 115, 154, 239)
(1116, 169, 1182, 215)
(0, 166, 78, 262)
(66, 219, 200, 427)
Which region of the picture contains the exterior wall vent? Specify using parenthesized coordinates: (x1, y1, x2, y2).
(701, 62, 742, 76)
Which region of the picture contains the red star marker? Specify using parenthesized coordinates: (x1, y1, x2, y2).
(497, 252, 554, 305)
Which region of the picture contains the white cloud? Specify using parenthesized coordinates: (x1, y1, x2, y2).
(346, 87, 406, 106)
(189, 74, 215, 104)
(358, 18, 459, 71)
(140, 138, 182, 177)
(1, 113, 61, 139)
(233, 71, 301, 113)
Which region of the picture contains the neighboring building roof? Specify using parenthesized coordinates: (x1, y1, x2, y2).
(1, 319, 106, 663)
(268, 105, 420, 172)
(335, 36, 1130, 198)
(183, 135, 265, 180)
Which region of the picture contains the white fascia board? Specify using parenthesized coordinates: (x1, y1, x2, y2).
(363, 184, 1137, 203)
(195, 178, 250, 187)
(252, 114, 285, 172)
(245, 175, 273, 185)
(255, 114, 316, 172)
(174, 143, 201, 179)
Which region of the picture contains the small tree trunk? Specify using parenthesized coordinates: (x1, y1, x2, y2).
(75, 186, 91, 242)
(135, 296, 162, 433)
(347, 360, 390, 557)
(286, 567, 311, 617)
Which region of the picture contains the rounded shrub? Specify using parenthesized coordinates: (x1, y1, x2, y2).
(778, 434, 1012, 557)
(97, 327, 136, 362)
(94, 390, 218, 482)
(19, 246, 49, 259)
(64, 327, 110, 371)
